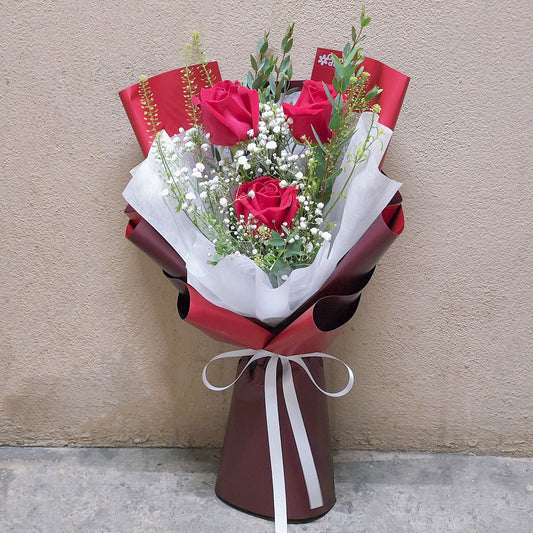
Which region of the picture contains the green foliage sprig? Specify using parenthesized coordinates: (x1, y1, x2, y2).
(138, 75, 161, 143)
(182, 32, 216, 125)
(305, 6, 384, 207)
(245, 23, 296, 102)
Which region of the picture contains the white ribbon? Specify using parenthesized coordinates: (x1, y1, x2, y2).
(202, 349, 355, 533)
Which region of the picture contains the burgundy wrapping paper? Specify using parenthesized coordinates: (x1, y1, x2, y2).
(215, 356, 335, 519)
(124, 193, 403, 336)
(196, 293, 362, 519)
(125, 215, 187, 280)
(162, 202, 398, 519)
(177, 284, 272, 349)
(119, 62, 222, 157)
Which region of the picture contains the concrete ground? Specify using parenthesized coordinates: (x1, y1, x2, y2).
(0, 448, 531, 532)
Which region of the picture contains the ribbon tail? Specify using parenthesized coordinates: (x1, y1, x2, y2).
(280, 358, 324, 509)
(264, 357, 288, 533)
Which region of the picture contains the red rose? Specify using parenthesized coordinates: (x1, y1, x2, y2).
(193, 80, 259, 146)
(234, 177, 300, 234)
(282, 80, 338, 143)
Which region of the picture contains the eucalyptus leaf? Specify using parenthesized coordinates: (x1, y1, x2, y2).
(322, 82, 337, 107)
(280, 55, 291, 72)
(343, 42, 352, 58)
(283, 37, 293, 54)
(250, 54, 258, 72)
(331, 54, 344, 80)
(269, 72, 276, 96)
(246, 71, 254, 88)
(329, 112, 342, 130)
(365, 85, 382, 101)
(345, 45, 359, 66)
(259, 36, 269, 55)
(311, 124, 327, 150)
(285, 250, 304, 258)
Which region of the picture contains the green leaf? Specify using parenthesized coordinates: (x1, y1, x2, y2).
(351, 26, 357, 42)
(322, 168, 341, 205)
(343, 42, 351, 58)
(364, 85, 382, 101)
(310, 124, 327, 149)
(250, 54, 258, 72)
(344, 45, 359, 66)
(286, 64, 293, 79)
(275, 82, 283, 102)
(361, 16, 371, 28)
(329, 111, 342, 130)
(270, 258, 289, 275)
(341, 76, 351, 94)
(258, 32, 269, 55)
(269, 72, 276, 96)
(279, 55, 291, 73)
(285, 250, 304, 258)
(331, 54, 344, 81)
(246, 71, 254, 88)
(267, 231, 286, 247)
(264, 60, 275, 76)
(322, 81, 337, 107)
(282, 37, 293, 54)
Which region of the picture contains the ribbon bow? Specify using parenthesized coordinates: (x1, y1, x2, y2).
(202, 349, 355, 533)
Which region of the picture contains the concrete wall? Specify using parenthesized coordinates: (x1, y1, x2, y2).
(1, 0, 531, 454)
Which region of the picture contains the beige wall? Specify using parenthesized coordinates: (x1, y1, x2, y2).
(1, 0, 531, 455)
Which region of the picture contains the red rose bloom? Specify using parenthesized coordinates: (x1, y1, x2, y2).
(234, 177, 300, 234)
(282, 80, 338, 144)
(193, 80, 259, 146)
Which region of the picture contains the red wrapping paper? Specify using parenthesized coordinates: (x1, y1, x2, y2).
(125, 193, 403, 343)
(119, 62, 222, 157)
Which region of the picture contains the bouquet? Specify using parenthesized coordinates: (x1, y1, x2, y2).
(120, 9, 409, 532)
